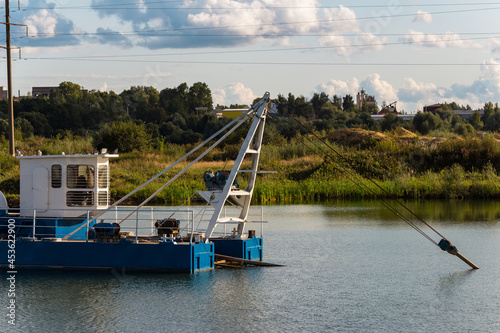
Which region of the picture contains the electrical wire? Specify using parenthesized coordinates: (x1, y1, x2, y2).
(11, 2, 500, 11)
(6, 4, 500, 34)
(12, 34, 499, 64)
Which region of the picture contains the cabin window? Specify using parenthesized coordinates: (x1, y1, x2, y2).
(51, 164, 62, 188)
(67, 165, 95, 189)
(66, 191, 94, 207)
(98, 165, 108, 188)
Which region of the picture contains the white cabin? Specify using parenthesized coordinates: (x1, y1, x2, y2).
(18, 153, 118, 218)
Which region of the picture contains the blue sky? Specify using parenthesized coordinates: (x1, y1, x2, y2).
(1, 0, 500, 112)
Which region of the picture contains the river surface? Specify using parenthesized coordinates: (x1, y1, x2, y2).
(1, 201, 499, 332)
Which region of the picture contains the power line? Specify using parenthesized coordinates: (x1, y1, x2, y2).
(17, 58, 499, 66)
(10, 2, 500, 11)
(11, 31, 500, 39)
(11, 35, 497, 60)
(6, 5, 500, 35)
(3, 3, 499, 46)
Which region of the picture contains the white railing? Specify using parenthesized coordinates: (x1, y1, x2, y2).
(1, 206, 266, 242)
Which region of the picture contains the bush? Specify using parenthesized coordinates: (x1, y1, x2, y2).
(94, 121, 151, 153)
(0, 153, 17, 172)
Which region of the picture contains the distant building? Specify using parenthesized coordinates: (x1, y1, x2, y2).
(32, 86, 89, 98)
(194, 107, 208, 115)
(0, 86, 7, 100)
(371, 114, 415, 121)
(423, 103, 483, 120)
(423, 103, 442, 113)
(356, 89, 376, 110)
(379, 101, 397, 114)
(0, 86, 22, 100)
(452, 110, 484, 121)
(32, 87, 58, 98)
(220, 109, 247, 119)
(210, 110, 223, 118)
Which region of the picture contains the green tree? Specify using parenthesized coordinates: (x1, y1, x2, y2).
(380, 113, 403, 132)
(159, 83, 189, 115)
(361, 102, 378, 114)
(229, 104, 249, 109)
(342, 95, 356, 112)
(0, 119, 8, 139)
(470, 110, 483, 130)
(316, 102, 338, 119)
(310, 92, 330, 113)
(15, 117, 34, 139)
(413, 112, 444, 134)
(332, 95, 343, 109)
(188, 82, 213, 112)
(120, 86, 159, 119)
(51, 81, 82, 104)
(454, 123, 475, 137)
(346, 113, 377, 130)
(17, 112, 52, 136)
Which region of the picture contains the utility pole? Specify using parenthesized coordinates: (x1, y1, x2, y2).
(2, 1, 26, 156)
(5, 0, 14, 156)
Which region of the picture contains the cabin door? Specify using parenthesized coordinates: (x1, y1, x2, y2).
(33, 167, 49, 211)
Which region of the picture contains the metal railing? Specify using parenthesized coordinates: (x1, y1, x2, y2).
(0, 206, 266, 243)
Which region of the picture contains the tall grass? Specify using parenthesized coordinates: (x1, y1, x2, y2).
(3, 133, 500, 204)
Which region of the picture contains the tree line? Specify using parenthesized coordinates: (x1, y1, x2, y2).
(1, 81, 500, 153)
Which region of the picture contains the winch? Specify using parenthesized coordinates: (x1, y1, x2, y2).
(155, 218, 180, 237)
(90, 222, 121, 242)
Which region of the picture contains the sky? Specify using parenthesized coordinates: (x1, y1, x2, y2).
(1, 0, 500, 112)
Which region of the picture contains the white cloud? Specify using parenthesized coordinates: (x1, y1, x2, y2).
(318, 33, 386, 56)
(320, 5, 359, 33)
(360, 74, 398, 107)
(213, 82, 257, 106)
(317, 5, 378, 56)
(138, 0, 148, 14)
(25, 9, 58, 37)
(212, 89, 226, 107)
(479, 59, 500, 96)
(185, 0, 318, 40)
(314, 68, 500, 113)
(413, 10, 432, 23)
(401, 30, 482, 49)
(492, 39, 500, 53)
(357, 33, 387, 53)
(317, 35, 353, 56)
(396, 60, 500, 110)
(99, 82, 108, 92)
(317, 78, 359, 97)
(89, 1, 378, 52)
(16, 2, 79, 47)
(398, 78, 437, 103)
(316, 8, 389, 56)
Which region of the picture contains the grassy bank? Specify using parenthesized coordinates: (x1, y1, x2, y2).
(3, 130, 500, 204)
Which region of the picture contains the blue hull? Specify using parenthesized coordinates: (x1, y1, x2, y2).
(211, 237, 263, 261)
(0, 239, 214, 273)
(0, 216, 264, 273)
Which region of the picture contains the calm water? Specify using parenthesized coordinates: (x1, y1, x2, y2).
(2, 201, 499, 332)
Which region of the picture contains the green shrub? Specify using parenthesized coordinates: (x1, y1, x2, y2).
(94, 121, 151, 153)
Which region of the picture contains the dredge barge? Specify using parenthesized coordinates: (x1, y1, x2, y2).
(0, 93, 271, 273)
